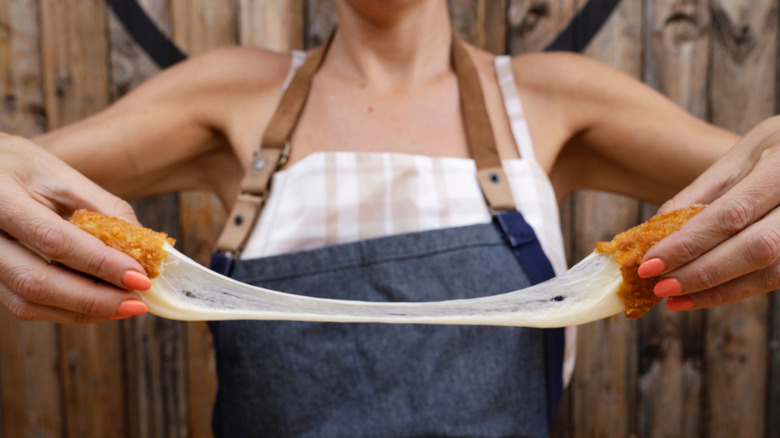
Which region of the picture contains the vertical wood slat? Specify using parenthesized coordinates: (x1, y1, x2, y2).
(38, 1, 127, 437)
(565, 0, 644, 436)
(0, 1, 62, 437)
(107, 2, 191, 436)
(447, 0, 508, 54)
(169, 3, 244, 437)
(239, 0, 304, 51)
(706, 2, 777, 436)
(304, 0, 338, 49)
(638, 1, 711, 437)
(507, 0, 579, 54)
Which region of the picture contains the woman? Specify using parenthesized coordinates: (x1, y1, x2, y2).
(1, 0, 779, 436)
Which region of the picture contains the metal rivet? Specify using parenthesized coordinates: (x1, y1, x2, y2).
(253, 159, 267, 170)
(234, 214, 244, 226)
(489, 172, 501, 184)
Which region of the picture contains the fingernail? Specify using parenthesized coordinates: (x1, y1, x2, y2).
(638, 258, 665, 278)
(117, 299, 148, 316)
(122, 271, 151, 291)
(654, 278, 682, 297)
(665, 296, 694, 311)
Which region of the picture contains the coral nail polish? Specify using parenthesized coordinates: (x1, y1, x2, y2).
(122, 271, 151, 290)
(654, 278, 682, 297)
(638, 258, 665, 278)
(666, 296, 694, 311)
(117, 300, 148, 316)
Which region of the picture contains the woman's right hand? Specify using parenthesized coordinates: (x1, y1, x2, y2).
(0, 134, 151, 323)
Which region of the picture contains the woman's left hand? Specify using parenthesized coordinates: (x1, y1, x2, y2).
(639, 115, 780, 311)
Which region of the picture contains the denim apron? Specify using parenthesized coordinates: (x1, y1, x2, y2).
(209, 34, 564, 438)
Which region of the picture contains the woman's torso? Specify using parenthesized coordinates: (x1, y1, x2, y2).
(239, 51, 568, 276)
(217, 44, 568, 207)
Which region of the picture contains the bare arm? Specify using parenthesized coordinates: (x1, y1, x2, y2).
(513, 53, 738, 203)
(34, 46, 291, 205)
(0, 46, 290, 323)
(519, 53, 780, 312)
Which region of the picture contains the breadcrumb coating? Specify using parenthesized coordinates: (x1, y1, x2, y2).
(69, 209, 175, 278)
(596, 205, 705, 319)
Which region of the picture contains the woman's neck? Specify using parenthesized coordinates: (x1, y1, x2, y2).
(327, 0, 453, 94)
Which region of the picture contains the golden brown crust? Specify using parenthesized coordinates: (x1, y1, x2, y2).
(69, 209, 175, 278)
(596, 205, 705, 319)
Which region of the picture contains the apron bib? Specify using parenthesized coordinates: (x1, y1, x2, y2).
(209, 32, 564, 438)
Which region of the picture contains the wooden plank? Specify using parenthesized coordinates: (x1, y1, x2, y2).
(565, 193, 641, 438)
(448, 0, 508, 54)
(39, 0, 111, 127)
(0, 3, 62, 435)
(304, 0, 338, 49)
(238, 0, 304, 51)
(705, 2, 776, 435)
(564, 0, 644, 436)
(507, 0, 579, 54)
(170, 0, 238, 55)
(185, 321, 217, 438)
(38, 1, 128, 437)
(108, 3, 192, 436)
(107, 0, 170, 100)
(169, 2, 243, 436)
(637, 1, 712, 437)
(0, 317, 62, 438)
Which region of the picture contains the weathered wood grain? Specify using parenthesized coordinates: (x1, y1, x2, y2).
(705, 1, 776, 436)
(507, 0, 578, 53)
(567, 0, 644, 436)
(304, 0, 338, 49)
(169, 3, 252, 437)
(448, 0, 508, 54)
(638, 1, 712, 437)
(0, 2, 63, 437)
(107, 3, 193, 437)
(39, 1, 128, 437)
(239, 0, 304, 51)
(644, 0, 711, 119)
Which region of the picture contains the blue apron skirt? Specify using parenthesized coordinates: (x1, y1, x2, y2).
(209, 212, 564, 438)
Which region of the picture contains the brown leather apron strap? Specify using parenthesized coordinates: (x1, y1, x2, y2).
(215, 37, 332, 254)
(451, 37, 515, 212)
(216, 32, 517, 255)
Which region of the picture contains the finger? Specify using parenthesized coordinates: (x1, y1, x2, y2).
(658, 124, 780, 215)
(657, 153, 742, 215)
(0, 189, 150, 290)
(15, 138, 142, 225)
(651, 207, 780, 296)
(664, 259, 780, 311)
(40, 164, 142, 226)
(0, 232, 146, 316)
(643, 149, 780, 275)
(0, 284, 111, 324)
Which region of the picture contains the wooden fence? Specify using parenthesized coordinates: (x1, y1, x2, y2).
(0, 0, 778, 436)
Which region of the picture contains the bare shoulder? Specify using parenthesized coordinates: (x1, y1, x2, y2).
(508, 51, 642, 103)
(145, 45, 294, 99)
(507, 51, 670, 141)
